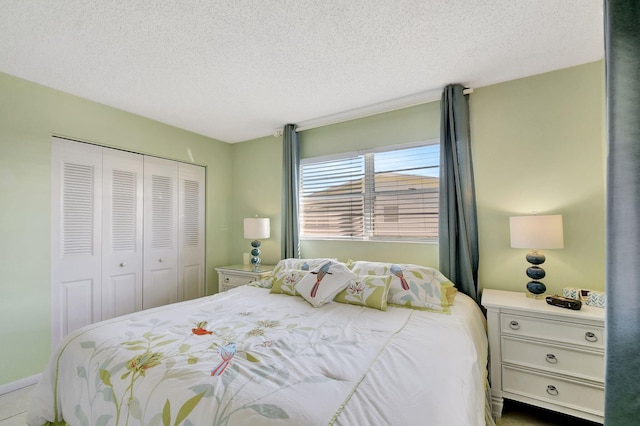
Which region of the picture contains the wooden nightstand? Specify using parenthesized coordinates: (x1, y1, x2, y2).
(215, 264, 275, 292)
(481, 289, 605, 424)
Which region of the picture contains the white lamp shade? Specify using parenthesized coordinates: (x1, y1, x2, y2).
(510, 215, 564, 249)
(244, 217, 270, 239)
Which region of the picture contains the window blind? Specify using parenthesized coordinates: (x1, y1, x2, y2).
(370, 145, 439, 239)
(300, 156, 365, 238)
(300, 142, 439, 241)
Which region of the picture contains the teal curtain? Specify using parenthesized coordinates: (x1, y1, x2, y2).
(281, 124, 300, 259)
(604, 0, 640, 423)
(438, 84, 479, 302)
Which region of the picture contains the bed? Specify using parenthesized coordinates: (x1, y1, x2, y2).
(28, 259, 494, 425)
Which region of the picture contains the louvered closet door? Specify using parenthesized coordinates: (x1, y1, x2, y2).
(143, 156, 179, 309)
(102, 149, 143, 320)
(51, 138, 103, 349)
(178, 163, 205, 301)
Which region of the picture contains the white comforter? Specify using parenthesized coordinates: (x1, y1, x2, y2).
(28, 286, 490, 425)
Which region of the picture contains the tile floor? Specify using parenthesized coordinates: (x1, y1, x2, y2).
(1, 385, 602, 425)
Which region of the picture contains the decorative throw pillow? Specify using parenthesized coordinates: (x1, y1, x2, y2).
(333, 274, 392, 311)
(269, 269, 309, 296)
(350, 261, 455, 313)
(296, 261, 354, 307)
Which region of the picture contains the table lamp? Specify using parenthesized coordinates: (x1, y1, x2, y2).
(244, 217, 270, 271)
(509, 214, 564, 298)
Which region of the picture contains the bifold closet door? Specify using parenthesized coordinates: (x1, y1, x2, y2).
(51, 138, 103, 349)
(178, 163, 205, 301)
(143, 156, 179, 309)
(52, 139, 205, 347)
(101, 149, 144, 320)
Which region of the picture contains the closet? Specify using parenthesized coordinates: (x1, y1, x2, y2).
(51, 137, 205, 348)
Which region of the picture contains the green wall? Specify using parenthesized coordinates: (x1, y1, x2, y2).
(230, 135, 283, 266)
(232, 61, 606, 296)
(0, 72, 233, 386)
(473, 61, 606, 294)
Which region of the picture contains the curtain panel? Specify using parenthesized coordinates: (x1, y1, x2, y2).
(281, 124, 300, 259)
(604, 0, 640, 423)
(438, 84, 480, 303)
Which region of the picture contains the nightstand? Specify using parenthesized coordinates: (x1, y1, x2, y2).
(481, 289, 605, 424)
(215, 264, 275, 292)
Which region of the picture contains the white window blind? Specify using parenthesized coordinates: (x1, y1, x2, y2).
(300, 156, 365, 237)
(300, 141, 439, 241)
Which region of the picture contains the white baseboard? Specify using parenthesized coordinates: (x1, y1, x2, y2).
(0, 374, 41, 395)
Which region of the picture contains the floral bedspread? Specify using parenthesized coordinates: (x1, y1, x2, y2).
(28, 286, 414, 426)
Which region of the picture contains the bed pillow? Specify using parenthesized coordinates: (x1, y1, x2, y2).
(272, 257, 337, 276)
(350, 261, 455, 313)
(248, 279, 273, 289)
(269, 269, 309, 296)
(258, 258, 335, 289)
(333, 274, 392, 311)
(296, 261, 354, 307)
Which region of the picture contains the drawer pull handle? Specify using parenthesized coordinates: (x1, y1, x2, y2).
(119, 262, 126, 267)
(546, 385, 559, 396)
(545, 353, 558, 364)
(224, 277, 230, 282)
(585, 332, 598, 342)
(509, 320, 520, 330)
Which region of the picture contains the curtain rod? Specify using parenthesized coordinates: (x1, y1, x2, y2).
(273, 87, 473, 135)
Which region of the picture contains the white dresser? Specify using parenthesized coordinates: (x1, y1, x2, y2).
(481, 289, 605, 424)
(215, 264, 274, 293)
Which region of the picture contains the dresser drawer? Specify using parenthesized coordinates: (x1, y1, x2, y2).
(502, 365, 604, 417)
(220, 273, 256, 287)
(501, 313, 604, 349)
(502, 336, 604, 382)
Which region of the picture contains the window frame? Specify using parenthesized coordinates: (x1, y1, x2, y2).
(299, 139, 440, 243)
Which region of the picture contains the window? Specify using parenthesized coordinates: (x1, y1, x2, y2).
(300, 141, 439, 241)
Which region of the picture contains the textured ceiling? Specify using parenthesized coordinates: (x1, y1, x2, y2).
(0, 1, 603, 143)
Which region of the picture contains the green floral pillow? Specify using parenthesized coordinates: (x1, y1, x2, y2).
(269, 269, 309, 296)
(333, 274, 392, 311)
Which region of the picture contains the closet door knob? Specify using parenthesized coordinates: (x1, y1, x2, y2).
(119, 262, 126, 267)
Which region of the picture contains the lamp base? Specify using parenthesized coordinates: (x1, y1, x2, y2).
(526, 280, 547, 299)
(250, 240, 262, 271)
(526, 291, 546, 299)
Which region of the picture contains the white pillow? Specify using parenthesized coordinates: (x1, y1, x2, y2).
(296, 261, 354, 307)
(272, 258, 337, 275)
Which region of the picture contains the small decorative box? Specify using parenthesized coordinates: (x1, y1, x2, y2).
(562, 287, 580, 300)
(586, 291, 606, 308)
